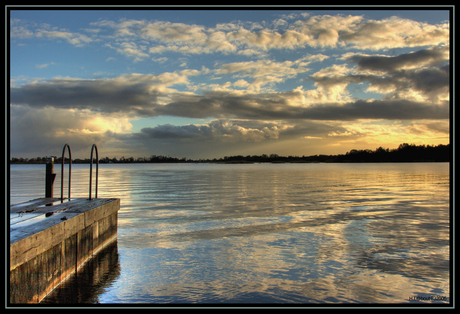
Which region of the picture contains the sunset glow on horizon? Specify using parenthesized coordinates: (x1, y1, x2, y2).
(9, 7, 451, 159)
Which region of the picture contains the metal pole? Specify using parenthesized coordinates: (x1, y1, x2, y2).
(89, 144, 98, 200)
(61, 144, 72, 203)
(45, 156, 56, 198)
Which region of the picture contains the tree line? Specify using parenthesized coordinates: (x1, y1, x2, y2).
(10, 143, 450, 164)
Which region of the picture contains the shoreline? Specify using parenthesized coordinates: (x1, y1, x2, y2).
(9, 160, 450, 165)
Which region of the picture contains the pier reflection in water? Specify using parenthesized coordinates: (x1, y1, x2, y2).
(41, 239, 120, 304)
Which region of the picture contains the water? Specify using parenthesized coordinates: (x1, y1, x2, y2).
(9, 163, 450, 304)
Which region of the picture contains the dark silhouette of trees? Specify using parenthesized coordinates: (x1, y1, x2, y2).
(336, 143, 450, 162)
(10, 143, 450, 164)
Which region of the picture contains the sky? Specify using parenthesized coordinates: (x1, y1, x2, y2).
(8, 7, 451, 159)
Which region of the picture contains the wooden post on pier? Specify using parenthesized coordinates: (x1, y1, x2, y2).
(10, 143, 120, 304)
(45, 157, 56, 198)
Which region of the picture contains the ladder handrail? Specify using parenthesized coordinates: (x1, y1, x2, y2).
(89, 144, 99, 200)
(61, 143, 72, 203)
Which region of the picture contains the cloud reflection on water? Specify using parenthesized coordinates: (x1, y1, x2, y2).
(11, 163, 449, 304)
(99, 163, 449, 304)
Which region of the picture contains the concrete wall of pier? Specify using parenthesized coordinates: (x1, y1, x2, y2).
(9, 198, 120, 303)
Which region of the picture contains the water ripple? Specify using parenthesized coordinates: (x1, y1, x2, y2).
(11, 163, 450, 304)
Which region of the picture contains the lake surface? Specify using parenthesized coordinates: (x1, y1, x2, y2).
(9, 163, 451, 305)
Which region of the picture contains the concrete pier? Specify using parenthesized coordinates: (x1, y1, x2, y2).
(9, 197, 120, 303)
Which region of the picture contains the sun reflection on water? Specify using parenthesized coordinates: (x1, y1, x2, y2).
(11, 163, 449, 304)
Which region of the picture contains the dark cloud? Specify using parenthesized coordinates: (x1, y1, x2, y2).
(131, 120, 281, 143)
(11, 76, 449, 123)
(401, 66, 449, 93)
(10, 48, 449, 137)
(310, 48, 449, 103)
(10, 77, 161, 116)
(346, 46, 449, 72)
(9, 105, 111, 156)
(155, 94, 220, 119)
(9, 13, 451, 160)
(111, 119, 353, 159)
(302, 99, 448, 120)
(158, 92, 449, 121)
(307, 73, 378, 88)
(139, 124, 212, 140)
(365, 66, 450, 102)
(308, 66, 449, 99)
(10, 101, 449, 159)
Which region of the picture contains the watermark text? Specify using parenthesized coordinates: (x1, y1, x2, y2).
(408, 295, 447, 302)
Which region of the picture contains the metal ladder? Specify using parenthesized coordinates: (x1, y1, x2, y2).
(55, 143, 99, 202)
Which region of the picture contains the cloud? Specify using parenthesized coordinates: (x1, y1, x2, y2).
(369, 66, 449, 102)
(155, 89, 449, 121)
(11, 14, 449, 64)
(307, 47, 450, 105)
(152, 56, 168, 63)
(273, 18, 288, 29)
(35, 29, 93, 46)
(324, 119, 450, 149)
(11, 98, 449, 159)
(345, 46, 449, 72)
(215, 59, 308, 77)
(213, 59, 310, 91)
(11, 69, 449, 123)
(36, 62, 56, 69)
(10, 18, 34, 38)
(10, 71, 200, 116)
(133, 120, 280, 143)
(111, 116, 449, 159)
(106, 41, 149, 61)
(11, 18, 94, 47)
(338, 16, 449, 50)
(10, 76, 158, 114)
(10, 105, 132, 156)
(141, 21, 207, 45)
(79, 14, 450, 60)
(122, 119, 337, 145)
(9, 12, 451, 159)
